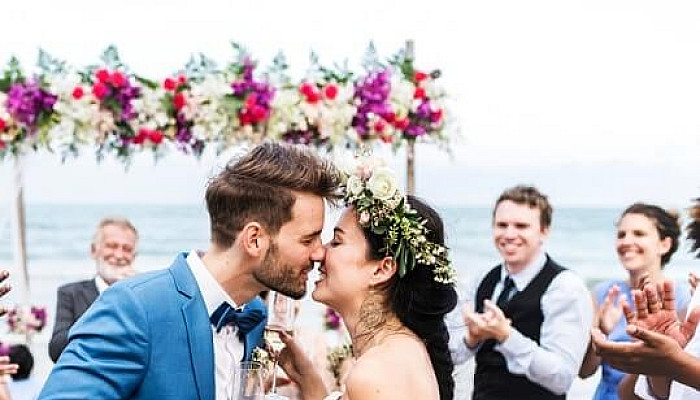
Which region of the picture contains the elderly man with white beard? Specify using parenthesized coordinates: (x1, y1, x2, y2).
(48, 217, 138, 362)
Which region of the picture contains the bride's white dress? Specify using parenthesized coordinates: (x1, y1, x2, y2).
(323, 391, 343, 400)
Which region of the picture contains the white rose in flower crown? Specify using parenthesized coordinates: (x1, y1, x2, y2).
(346, 175, 365, 196)
(367, 167, 397, 201)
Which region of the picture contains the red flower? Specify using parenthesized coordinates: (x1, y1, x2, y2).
(414, 71, 428, 83)
(163, 78, 177, 91)
(109, 72, 127, 88)
(92, 82, 110, 99)
(173, 92, 186, 110)
(305, 92, 320, 104)
(300, 83, 320, 104)
(413, 87, 427, 100)
(72, 86, 84, 100)
(394, 118, 410, 130)
(430, 108, 443, 123)
(373, 119, 386, 133)
(149, 130, 164, 144)
(244, 93, 258, 109)
(95, 69, 110, 83)
(177, 75, 187, 85)
(0, 118, 6, 131)
(383, 111, 396, 123)
(133, 128, 149, 145)
(250, 104, 267, 122)
(323, 84, 338, 100)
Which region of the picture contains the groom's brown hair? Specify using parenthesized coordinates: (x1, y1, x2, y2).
(205, 142, 341, 248)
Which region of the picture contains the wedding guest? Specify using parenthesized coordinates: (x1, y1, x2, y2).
(593, 198, 700, 399)
(38, 142, 341, 400)
(7, 344, 41, 400)
(48, 217, 138, 362)
(579, 203, 690, 400)
(447, 185, 593, 399)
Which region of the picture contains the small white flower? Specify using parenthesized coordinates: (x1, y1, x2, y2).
(346, 175, 364, 196)
(367, 167, 397, 201)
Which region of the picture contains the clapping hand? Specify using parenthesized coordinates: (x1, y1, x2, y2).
(597, 284, 624, 335)
(624, 280, 700, 349)
(592, 279, 700, 376)
(463, 300, 512, 345)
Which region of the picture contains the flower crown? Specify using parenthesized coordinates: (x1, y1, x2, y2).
(337, 150, 456, 284)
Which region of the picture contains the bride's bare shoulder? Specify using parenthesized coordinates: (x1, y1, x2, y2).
(344, 336, 431, 398)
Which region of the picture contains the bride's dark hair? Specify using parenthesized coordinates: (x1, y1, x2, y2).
(362, 195, 458, 400)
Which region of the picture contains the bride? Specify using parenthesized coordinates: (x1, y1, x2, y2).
(276, 154, 458, 400)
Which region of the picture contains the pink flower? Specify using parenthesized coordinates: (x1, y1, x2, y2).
(95, 69, 110, 83)
(414, 71, 428, 83)
(92, 82, 110, 100)
(109, 71, 127, 88)
(72, 86, 84, 100)
(163, 78, 177, 91)
(323, 84, 338, 100)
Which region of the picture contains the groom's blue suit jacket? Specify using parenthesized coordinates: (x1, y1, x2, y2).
(38, 253, 268, 400)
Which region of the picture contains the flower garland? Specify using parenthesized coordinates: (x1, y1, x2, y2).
(0, 44, 454, 163)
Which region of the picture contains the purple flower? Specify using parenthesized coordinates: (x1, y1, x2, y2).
(5, 80, 57, 132)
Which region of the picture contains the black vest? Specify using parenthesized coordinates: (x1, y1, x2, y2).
(472, 257, 565, 400)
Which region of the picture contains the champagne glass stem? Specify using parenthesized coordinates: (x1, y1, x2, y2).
(270, 358, 279, 393)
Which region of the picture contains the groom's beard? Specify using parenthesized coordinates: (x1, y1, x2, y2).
(254, 242, 307, 300)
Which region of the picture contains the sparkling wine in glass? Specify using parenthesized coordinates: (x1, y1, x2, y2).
(230, 361, 265, 400)
(264, 292, 296, 400)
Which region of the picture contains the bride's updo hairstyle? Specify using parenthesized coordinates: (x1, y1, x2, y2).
(362, 196, 457, 400)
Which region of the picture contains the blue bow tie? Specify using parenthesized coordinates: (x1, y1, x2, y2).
(210, 302, 265, 334)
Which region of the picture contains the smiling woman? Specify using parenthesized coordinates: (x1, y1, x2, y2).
(578, 202, 691, 400)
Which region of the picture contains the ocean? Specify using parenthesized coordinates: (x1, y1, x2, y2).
(0, 204, 697, 397)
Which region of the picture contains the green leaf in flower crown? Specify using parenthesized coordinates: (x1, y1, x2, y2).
(37, 49, 67, 75)
(100, 45, 124, 70)
(373, 225, 387, 235)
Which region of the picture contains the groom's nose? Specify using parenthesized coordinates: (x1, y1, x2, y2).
(310, 241, 325, 261)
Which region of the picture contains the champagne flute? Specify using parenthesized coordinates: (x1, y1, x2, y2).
(264, 292, 296, 400)
(230, 361, 265, 400)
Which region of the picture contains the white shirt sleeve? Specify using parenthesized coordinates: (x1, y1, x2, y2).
(494, 270, 594, 395)
(447, 273, 483, 365)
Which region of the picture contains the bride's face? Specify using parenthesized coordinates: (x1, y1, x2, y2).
(312, 208, 375, 310)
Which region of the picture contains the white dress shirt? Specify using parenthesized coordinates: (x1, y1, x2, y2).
(446, 252, 593, 395)
(187, 251, 245, 400)
(634, 288, 700, 400)
(94, 275, 109, 294)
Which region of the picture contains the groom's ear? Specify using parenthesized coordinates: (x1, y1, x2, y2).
(240, 222, 268, 257)
(370, 257, 397, 285)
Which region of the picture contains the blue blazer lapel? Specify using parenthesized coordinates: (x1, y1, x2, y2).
(171, 254, 215, 400)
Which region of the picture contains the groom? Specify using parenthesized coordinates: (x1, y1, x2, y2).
(38, 142, 341, 400)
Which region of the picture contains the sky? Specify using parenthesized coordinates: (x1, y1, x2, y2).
(1, 0, 699, 208)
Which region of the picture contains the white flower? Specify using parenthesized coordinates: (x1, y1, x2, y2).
(367, 167, 397, 201)
(346, 175, 364, 196)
